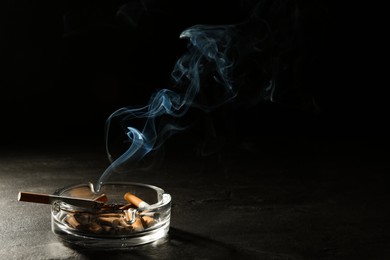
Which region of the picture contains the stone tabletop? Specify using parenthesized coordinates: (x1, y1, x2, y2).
(1, 138, 389, 260)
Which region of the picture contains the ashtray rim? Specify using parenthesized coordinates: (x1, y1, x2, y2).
(53, 181, 171, 210)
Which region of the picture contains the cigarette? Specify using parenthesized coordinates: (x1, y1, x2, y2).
(118, 217, 132, 228)
(65, 214, 81, 229)
(40, 189, 158, 235)
(18, 191, 104, 209)
(98, 217, 120, 227)
(115, 225, 127, 233)
(131, 217, 144, 232)
(88, 222, 103, 234)
(141, 216, 156, 228)
(101, 225, 112, 233)
(73, 213, 92, 226)
(98, 213, 123, 218)
(119, 203, 135, 210)
(123, 192, 150, 208)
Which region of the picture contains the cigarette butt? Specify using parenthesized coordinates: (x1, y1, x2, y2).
(115, 225, 127, 234)
(66, 214, 81, 229)
(118, 217, 132, 228)
(89, 222, 103, 234)
(131, 217, 144, 232)
(74, 213, 91, 226)
(139, 216, 147, 228)
(123, 192, 150, 208)
(140, 211, 156, 217)
(98, 213, 122, 218)
(141, 216, 156, 228)
(100, 204, 114, 210)
(99, 217, 120, 227)
(93, 194, 108, 203)
(101, 225, 112, 233)
(119, 203, 135, 210)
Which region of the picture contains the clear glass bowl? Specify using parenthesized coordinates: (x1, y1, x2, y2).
(51, 182, 171, 249)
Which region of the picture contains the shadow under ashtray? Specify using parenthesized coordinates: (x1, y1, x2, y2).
(67, 227, 254, 259)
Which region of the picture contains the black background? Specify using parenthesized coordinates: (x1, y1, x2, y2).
(0, 0, 386, 148)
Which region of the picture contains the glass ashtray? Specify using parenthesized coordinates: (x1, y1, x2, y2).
(51, 182, 171, 249)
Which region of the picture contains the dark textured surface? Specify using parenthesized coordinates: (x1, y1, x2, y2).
(1, 138, 389, 260)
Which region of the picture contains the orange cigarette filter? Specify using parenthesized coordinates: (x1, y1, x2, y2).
(66, 214, 81, 229)
(123, 192, 150, 208)
(141, 216, 156, 228)
(132, 217, 144, 232)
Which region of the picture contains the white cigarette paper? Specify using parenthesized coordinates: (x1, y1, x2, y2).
(18, 191, 104, 209)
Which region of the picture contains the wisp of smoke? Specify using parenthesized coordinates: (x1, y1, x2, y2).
(93, 0, 322, 192)
(93, 24, 237, 192)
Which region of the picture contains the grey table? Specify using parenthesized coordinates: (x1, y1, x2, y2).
(1, 138, 389, 259)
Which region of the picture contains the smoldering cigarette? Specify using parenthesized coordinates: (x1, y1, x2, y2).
(18, 192, 104, 209)
(123, 192, 150, 208)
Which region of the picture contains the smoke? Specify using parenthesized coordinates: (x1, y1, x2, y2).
(93, 23, 238, 192)
(92, 0, 326, 192)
